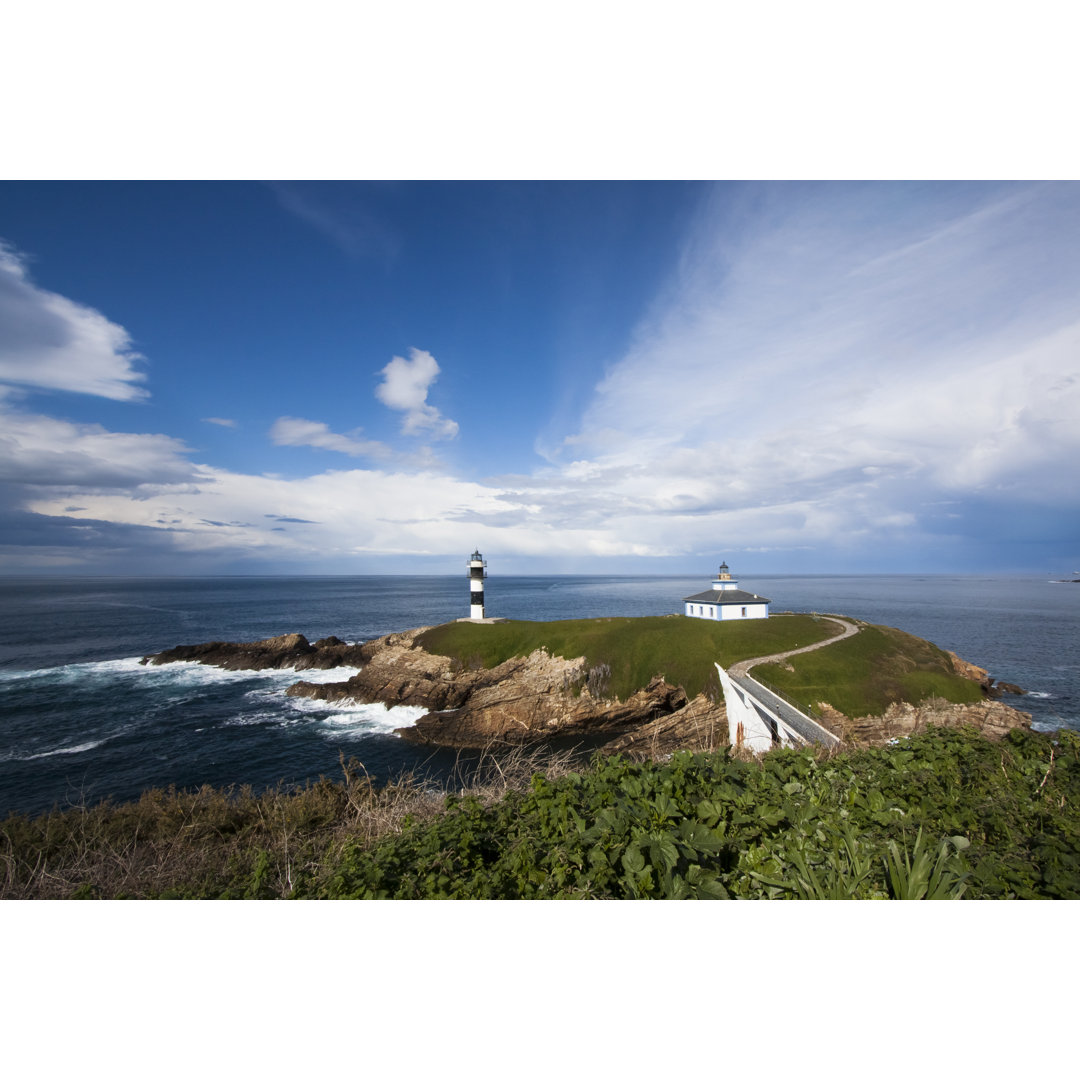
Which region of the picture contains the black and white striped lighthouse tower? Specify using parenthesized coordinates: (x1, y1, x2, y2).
(468, 550, 487, 619)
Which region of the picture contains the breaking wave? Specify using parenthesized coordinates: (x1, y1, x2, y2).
(1, 738, 111, 764)
(0, 657, 362, 689)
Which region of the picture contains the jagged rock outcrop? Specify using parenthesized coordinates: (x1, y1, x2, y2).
(993, 680, 1027, 696)
(601, 694, 728, 758)
(140, 633, 368, 671)
(811, 698, 1031, 746)
(285, 627, 691, 748)
(946, 650, 1027, 697)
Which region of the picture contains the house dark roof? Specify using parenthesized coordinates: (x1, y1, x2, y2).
(683, 589, 770, 605)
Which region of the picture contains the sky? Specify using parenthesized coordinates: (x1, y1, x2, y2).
(1, 180, 1079, 576)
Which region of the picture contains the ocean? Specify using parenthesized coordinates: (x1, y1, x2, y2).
(1, 574, 1077, 819)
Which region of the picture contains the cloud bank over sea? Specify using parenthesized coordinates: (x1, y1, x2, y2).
(2, 182, 1078, 574)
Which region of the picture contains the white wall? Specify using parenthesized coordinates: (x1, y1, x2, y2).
(716, 664, 789, 752)
(719, 603, 769, 620)
(685, 602, 769, 620)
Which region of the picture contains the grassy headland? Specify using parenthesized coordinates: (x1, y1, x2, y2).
(416, 614, 837, 700)
(753, 623, 985, 717)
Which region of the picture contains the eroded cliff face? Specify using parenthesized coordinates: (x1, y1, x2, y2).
(812, 698, 1031, 746)
(600, 694, 728, 758)
(284, 627, 691, 748)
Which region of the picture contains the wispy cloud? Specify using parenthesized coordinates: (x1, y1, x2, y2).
(0, 241, 148, 401)
(202, 417, 237, 428)
(537, 182, 1080, 560)
(269, 416, 390, 459)
(268, 182, 400, 262)
(375, 347, 459, 439)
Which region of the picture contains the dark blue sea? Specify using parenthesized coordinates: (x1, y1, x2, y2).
(1, 574, 1077, 818)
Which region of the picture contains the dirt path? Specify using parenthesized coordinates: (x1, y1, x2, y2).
(728, 616, 860, 678)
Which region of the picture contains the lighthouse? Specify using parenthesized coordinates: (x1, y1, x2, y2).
(468, 550, 487, 619)
(682, 560, 770, 620)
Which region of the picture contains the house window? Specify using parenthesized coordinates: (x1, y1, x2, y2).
(741, 607, 747, 617)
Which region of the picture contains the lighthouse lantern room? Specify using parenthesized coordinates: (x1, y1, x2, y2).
(468, 550, 487, 619)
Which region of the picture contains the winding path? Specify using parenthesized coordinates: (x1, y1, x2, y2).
(725, 616, 861, 748)
(729, 615, 861, 679)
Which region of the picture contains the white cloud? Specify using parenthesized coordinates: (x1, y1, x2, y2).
(22, 462, 625, 566)
(202, 417, 237, 428)
(539, 182, 1080, 555)
(0, 404, 198, 490)
(0, 241, 148, 401)
(375, 347, 459, 439)
(269, 416, 390, 459)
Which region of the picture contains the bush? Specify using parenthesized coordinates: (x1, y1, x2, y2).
(5, 728, 1076, 899)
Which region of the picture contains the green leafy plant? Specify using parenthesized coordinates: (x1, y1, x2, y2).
(884, 827, 971, 899)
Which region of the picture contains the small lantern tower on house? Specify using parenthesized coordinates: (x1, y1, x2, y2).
(468, 550, 487, 619)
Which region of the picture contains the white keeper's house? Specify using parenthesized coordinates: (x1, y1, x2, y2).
(683, 562, 770, 621)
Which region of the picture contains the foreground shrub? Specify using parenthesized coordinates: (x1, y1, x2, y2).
(3, 727, 1077, 899)
(310, 726, 1080, 899)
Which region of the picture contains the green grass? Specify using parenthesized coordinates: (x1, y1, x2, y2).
(753, 623, 984, 717)
(415, 614, 837, 701)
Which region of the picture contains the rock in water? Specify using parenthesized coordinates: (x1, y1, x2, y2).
(141, 633, 368, 671)
(945, 649, 1026, 696)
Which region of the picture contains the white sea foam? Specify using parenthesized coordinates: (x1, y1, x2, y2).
(1027, 691, 1053, 699)
(28, 739, 107, 759)
(0, 657, 363, 689)
(279, 693, 426, 734)
(0, 738, 110, 763)
(140, 660, 272, 686)
(0, 656, 255, 687)
(145, 661, 363, 687)
(223, 710, 302, 728)
(319, 703, 427, 733)
(0, 656, 143, 683)
(288, 666, 362, 684)
(219, 691, 423, 734)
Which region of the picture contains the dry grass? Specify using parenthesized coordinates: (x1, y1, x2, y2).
(0, 745, 581, 900)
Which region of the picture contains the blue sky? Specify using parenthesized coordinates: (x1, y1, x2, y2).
(1, 180, 1078, 575)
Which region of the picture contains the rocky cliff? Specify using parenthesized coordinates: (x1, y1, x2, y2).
(945, 650, 1027, 697)
(793, 649, 1032, 745)
(811, 698, 1031, 746)
(283, 627, 690, 749)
